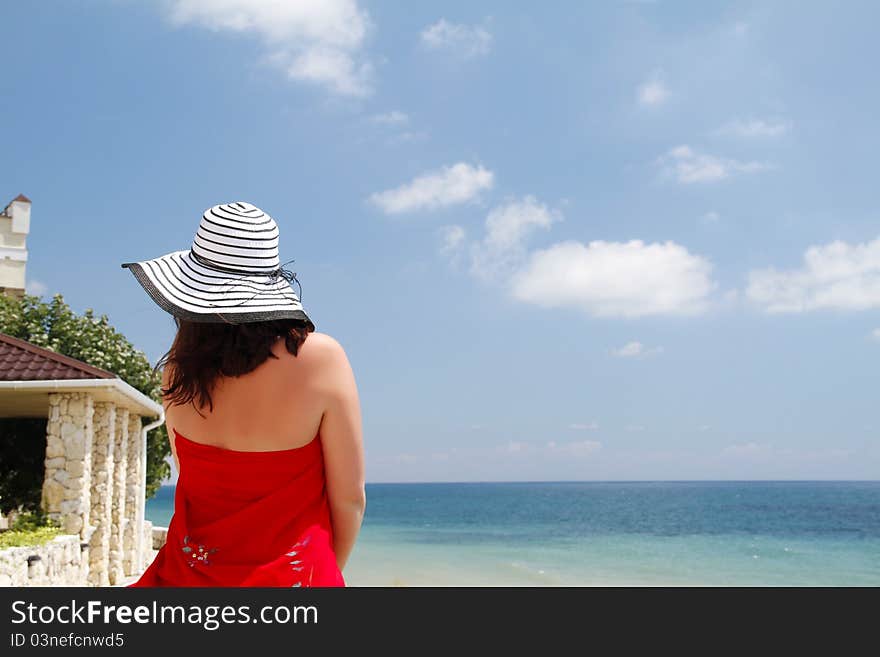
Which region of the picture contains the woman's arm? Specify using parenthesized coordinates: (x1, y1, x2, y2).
(317, 336, 366, 571)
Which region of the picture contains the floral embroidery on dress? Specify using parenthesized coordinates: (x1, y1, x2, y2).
(286, 535, 313, 587)
(181, 534, 219, 567)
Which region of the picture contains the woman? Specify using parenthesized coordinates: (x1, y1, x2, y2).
(120, 201, 365, 587)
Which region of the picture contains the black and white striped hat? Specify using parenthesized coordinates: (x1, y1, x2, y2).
(121, 202, 314, 328)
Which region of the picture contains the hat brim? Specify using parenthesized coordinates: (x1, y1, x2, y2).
(121, 249, 315, 328)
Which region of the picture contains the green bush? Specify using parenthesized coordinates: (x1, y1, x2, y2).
(0, 511, 61, 549)
(0, 293, 170, 509)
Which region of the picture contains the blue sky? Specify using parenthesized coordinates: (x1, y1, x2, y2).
(2, 1, 878, 481)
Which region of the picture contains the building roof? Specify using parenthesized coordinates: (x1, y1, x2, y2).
(1, 193, 30, 217)
(0, 332, 118, 381)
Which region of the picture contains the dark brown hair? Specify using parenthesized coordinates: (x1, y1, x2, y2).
(155, 317, 314, 416)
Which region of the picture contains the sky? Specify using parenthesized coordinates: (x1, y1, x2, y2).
(2, 1, 878, 481)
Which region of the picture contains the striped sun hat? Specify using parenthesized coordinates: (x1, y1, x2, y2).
(121, 202, 314, 328)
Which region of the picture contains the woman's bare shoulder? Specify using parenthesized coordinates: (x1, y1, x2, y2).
(302, 331, 348, 360)
(300, 332, 354, 386)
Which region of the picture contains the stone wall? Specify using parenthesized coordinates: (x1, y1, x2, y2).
(42, 393, 94, 537)
(0, 535, 86, 587)
(122, 414, 142, 577)
(22, 391, 155, 587)
(88, 402, 115, 586)
(151, 525, 168, 550)
(141, 521, 154, 571)
(108, 407, 128, 585)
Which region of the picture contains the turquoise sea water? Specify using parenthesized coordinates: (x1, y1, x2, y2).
(146, 481, 880, 586)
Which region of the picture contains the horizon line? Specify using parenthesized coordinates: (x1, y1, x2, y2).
(158, 478, 880, 487)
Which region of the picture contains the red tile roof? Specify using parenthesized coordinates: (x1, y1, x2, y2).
(0, 332, 117, 381)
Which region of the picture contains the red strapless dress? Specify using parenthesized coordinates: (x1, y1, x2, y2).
(129, 428, 345, 587)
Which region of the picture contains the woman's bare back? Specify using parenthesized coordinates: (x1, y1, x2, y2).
(162, 329, 365, 569)
(163, 331, 337, 454)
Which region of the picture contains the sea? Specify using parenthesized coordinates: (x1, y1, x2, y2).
(145, 481, 880, 586)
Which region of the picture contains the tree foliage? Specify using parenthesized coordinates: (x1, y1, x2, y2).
(0, 418, 47, 515)
(0, 293, 170, 503)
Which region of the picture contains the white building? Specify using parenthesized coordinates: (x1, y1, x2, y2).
(0, 332, 164, 586)
(0, 197, 167, 586)
(0, 194, 31, 299)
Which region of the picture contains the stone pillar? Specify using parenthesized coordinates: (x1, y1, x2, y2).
(141, 520, 154, 570)
(108, 408, 128, 585)
(123, 413, 143, 576)
(41, 392, 94, 538)
(88, 402, 115, 586)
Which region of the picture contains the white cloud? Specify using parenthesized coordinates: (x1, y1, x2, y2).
(569, 422, 599, 430)
(438, 194, 718, 320)
(165, 0, 373, 96)
(717, 118, 792, 138)
(637, 74, 669, 106)
(871, 328, 880, 341)
(367, 111, 427, 145)
(369, 162, 493, 214)
(659, 145, 772, 184)
(441, 224, 466, 251)
(511, 239, 716, 317)
(439, 225, 466, 254)
(483, 197, 557, 252)
(371, 110, 408, 125)
(701, 211, 721, 224)
(25, 279, 47, 296)
(746, 236, 880, 312)
(469, 196, 560, 280)
(420, 19, 492, 57)
(611, 341, 663, 358)
(613, 342, 644, 357)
